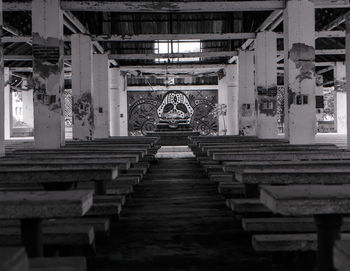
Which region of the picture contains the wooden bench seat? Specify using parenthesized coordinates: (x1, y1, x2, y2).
(213, 150, 350, 161)
(252, 233, 350, 252)
(85, 202, 122, 218)
(218, 182, 245, 198)
(334, 240, 350, 271)
(226, 198, 270, 213)
(0, 159, 131, 171)
(29, 257, 86, 271)
(242, 217, 350, 233)
(0, 225, 95, 248)
(0, 217, 110, 238)
(94, 195, 126, 206)
(116, 176, 140, 185)
(209, 173, 234, 183)
(0, 247, 28, 271)
(236, 167, 350, 185)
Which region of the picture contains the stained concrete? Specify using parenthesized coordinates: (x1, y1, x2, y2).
(89, 158, 277, 270)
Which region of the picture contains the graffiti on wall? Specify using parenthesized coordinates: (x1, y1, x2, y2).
(128, 90, 218, 136)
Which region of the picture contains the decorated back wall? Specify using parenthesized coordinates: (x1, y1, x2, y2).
(127, 89, 218, 136)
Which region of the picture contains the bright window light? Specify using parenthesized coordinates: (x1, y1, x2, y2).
(154, 40, 201, 63)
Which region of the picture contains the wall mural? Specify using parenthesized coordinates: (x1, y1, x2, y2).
(127, 90, 218, 136)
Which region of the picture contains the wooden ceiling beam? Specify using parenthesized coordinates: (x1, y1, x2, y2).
(4, 0, 350, 12)
(322, 10, 350, 30)
(2, 31, 346, 44)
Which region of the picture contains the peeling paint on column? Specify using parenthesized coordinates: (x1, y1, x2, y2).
(32, 32, 64, 113)
(72, 93, 95, 140)
(239, 103, 257, 136)
(289, 43, 315, 82)
(335, 80, 346, 92)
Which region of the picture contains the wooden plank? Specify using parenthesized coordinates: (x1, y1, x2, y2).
(60, 1, 286, 12)
(4, 0, 350, 12)
(253, 233, 350, 251)
(334, 240, 350, 271)
(213, 151, 350, 161)
(260, 185, 350, 216)
(29, 257, 86, 271)
(0, 190, 93, 218)
(0, 247, 28, 271)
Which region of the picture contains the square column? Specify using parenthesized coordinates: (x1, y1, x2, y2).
(334, 62, 346, 133)
(218, 66, 239, 135)
(4, 67, 11, 139)
(93, 54, 110, 138)
(71, 34, 94, 140)
(346, 15, 350, 149)
(109, 67, 127, 136)
(255, 31, 278, 138)
(22, 90, 34, 129)
(32, 0, 65, 149)
(238, 50, 257, 136)
(284, 0, 316, 144)
(0, 0, 4, 156)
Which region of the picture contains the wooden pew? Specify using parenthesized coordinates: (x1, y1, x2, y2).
(0, 247, 28, 271)
(243, 217, 350, 233)
(0, 164, 118, 194)
(0, 246, 87, 271)
(29, 257, 86, 271)
(0, 190, 93, 257)
(260, 185, 350, 271)
(334, 240, 350, 271)
(0, 225, 96, 255)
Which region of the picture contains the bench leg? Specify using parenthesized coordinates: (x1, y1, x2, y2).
(42, 182, 75, 191)
(244, 184, 259, 198)
(21, 218, 43, 257)
(314, 214, 342, 271)
(94, 181, 107, 195)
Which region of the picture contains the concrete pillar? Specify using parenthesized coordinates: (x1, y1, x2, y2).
(334, 62, 346, 133)
(0, 0, 4, 156)
(218, 66, 239, 135)
(4, 68, 11, 139)
(238, 50, 256, 136)
(32, 0, 65, 149)
(22, 90, 34, 128)
(284, 0, 316, 144)
(255, 31, 278, 138)
(346, 15, 350, 149)
(93, 54, 109, 138)
(109, 67, 127, 136)
(71, 34, 94, 140)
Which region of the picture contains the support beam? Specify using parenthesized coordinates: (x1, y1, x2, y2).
(4, 0, 350, 12)
(0, 0, 4, 155)
(93, 53, 110, 138)
(334, 62, 346, 133)
(4, 68, 11, 139)
(109, 67, 127, 136)
(71, 34, 94, 140)
(110, 51, 238, 60)
(218, 66, 239, 135)
(346, 16, 350, 149)
(60, 1, 286, 12)
(2, 30, 346, 44)
(32, 0, 65, 149)
(323, 10, 350, 30)
(284, 0, 316, 144)
(238, 50, 256, 136)
(62, 10, 104, 54)
(255, 31, 279, 138)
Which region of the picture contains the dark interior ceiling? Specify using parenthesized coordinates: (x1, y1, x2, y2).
(2, 1, 350, 85)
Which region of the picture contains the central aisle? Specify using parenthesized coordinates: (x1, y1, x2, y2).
(91, 158, 277, 271)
